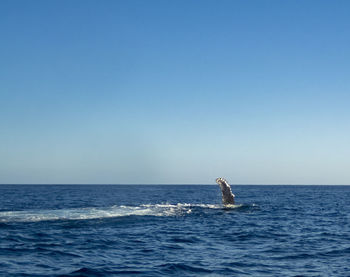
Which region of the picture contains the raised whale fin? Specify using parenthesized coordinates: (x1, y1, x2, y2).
(216, 177, 235, 205)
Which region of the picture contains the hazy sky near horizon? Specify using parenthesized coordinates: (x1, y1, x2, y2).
(1, 0, 349, 184)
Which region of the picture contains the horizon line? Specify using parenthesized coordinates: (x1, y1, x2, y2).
(1, 183, 349, 186)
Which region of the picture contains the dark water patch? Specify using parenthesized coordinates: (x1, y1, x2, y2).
(158, 263, 213, 274)
(321, 247, 350, 257)
(161, 243, 185, 250)
(0, 222, 9, 228)
(169, 235, 201, 243)
(273, 252, 317, 260)
(60, 267, 106, 277)
(59, 267, 155, 277)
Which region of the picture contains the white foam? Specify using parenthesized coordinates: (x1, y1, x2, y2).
(0, 203, 242, 223)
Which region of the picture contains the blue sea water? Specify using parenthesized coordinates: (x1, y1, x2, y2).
(0, 185, 350, 276)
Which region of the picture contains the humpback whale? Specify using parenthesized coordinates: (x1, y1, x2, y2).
(216, 177, 235, 205)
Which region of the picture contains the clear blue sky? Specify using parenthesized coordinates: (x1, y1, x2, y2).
(1, 0, 349, 184)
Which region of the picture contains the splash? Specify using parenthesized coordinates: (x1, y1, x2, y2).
(0, 203, 244, 223)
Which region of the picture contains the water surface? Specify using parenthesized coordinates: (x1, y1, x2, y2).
(0, 185, 349, 276)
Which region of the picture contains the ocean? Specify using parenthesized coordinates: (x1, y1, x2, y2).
(0, 185, 349, 276)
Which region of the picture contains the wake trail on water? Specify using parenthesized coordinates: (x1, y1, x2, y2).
(0, 203, 255, 223)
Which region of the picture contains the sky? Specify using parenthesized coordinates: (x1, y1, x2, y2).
(1, 0, 349, 184)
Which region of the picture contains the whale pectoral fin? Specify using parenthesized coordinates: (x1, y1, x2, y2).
(216, 177, 235, 205)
